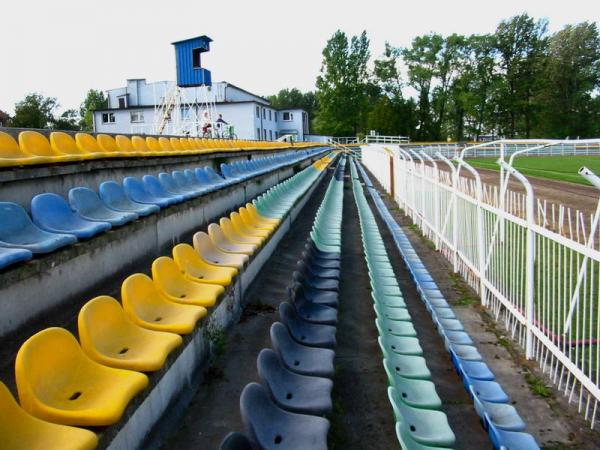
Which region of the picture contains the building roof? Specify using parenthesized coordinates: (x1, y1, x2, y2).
(171, 35, 213, 45)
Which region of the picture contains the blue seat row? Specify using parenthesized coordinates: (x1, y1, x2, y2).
(349, 159, 456, 450)
(219, 156, 346, 450)
(0, 148, 329, 270)
(354, 161, 540, 450)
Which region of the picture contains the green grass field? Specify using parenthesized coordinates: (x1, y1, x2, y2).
(467, 156, 600, 186)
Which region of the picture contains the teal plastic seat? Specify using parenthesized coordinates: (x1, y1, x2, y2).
(395, 422, 454, 450)
(376, 317, 417, 337)
(384, 359, 442, 409)
(378, 333, 422, 356)
(388, 387, 456, 447)
(372, 292, 406, 308)
(379, 344, 431, 379)
(374, 304, 411, 322)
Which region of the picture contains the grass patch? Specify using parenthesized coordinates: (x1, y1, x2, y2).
(205, 325, 227, 357)
(467, 155, 600, 186)
(524, 372, 553, 398)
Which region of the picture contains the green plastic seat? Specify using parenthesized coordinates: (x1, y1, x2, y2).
(384, 359, 442, 409)
(379, 342, 431, 379)
(374, 304, 411, 321)
(388, 387, 456, 447)
(378, 331, 422, 356)
(395, 422, 454, 450)
(372, 292, 406, 308)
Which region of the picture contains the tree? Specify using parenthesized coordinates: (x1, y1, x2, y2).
(494, 14, 548, 137)
(52, 109, 80, 131)
(538, 22, 600, 138)
(315, 30, 371, 136)
(11, 93, 58, 129)
(79, 89, 107, 131)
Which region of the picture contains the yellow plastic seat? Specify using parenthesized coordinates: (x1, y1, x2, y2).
(0, 382, 98, 450)
(231, 211, 270, 239)
(122, 273, 206, 334)
(159, 137, 175, 153)
(78, 296, 182, 372)
(115, 135, 139, 156)
(208, 223, 256, 255)
(16, 327, 148, 426)
(239, 207, 276, 233)
(179, 138, 192, 151)
(172, 243, 237, 286)
(19, 131, 76, 162)
(152, 256, 224, 307)
(220, 217, 263, 246)
(96, 134, 125, 157)
(50, 132, 92, 160)
(247, 203, 280, 226)
(0, 131, 51, 167)
(145, 136, 165, 156)
(169, 137, 184, 153)
(193, 231, 248, 268)
(75, 133, 108, 158)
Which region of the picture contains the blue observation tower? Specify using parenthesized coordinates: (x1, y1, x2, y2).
(171, 35, 213, 87)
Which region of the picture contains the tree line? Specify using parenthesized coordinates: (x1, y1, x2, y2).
(273, 14, 600, 141)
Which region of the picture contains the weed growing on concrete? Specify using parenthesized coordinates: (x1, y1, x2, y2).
(206, 325, 227, 357)
(524, 372, 552, 398)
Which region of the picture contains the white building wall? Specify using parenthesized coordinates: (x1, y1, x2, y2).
(277, 109, 306, 141)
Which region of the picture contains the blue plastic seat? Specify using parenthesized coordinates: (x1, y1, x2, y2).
(297, 259, 340, 280)
(487, 416, 539, 450)
(68, 187, 138, 226)
(279, 302, 336, 349)
(270, 322, 335, 377)
(123, 177, 172, 208)
(291, 282, 338, 308)
(466, 379, 509, 403)
(305, 240, 340, 260)
(290, 288, 338, 325)
(0, 202, 76, 253)
(0, 246, 33, 269)
(173, 170, 206, 195)
(257, 348, 333, 415)
(300, 249, 340, 269)
(293, 269, 339, 292)
(31, 193, 111, 239)
(99, 181, 159, 216)
(143, 175, 185, 204)
(158, 173, 197, 200)
(471, 386, 525, 431)
(218, 432, 253, 450)
(240, 383, 329, 450)
(205, 167, 234, 186)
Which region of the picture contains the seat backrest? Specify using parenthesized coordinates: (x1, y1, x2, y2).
(152, 256, 187, 291)
(0, 202, 36, 234)
(15, 328, 87, 412)
(30, 193, 78, 228)
(218, 432, 254, 450)
(19, 131, 55, 157)
(172, 243, 201, 269)
(96, 134, 120, 153)
(50, 132, 85, 156)
(116, 135, 136, 154)
(0, 131, 28, 158)
(146, 137, 162, 152)
(122, 273, 169, 313)
(158, 137, 174, 152)
(68, 187, 104, 214)
(130, 135, 149, 153)
(99, 181, 126, 205)
(179, 138, 192, 151)
(170, 137, 183, 151)
(75, 133, 103, 154)
(193, 231, 217, 256)
(78, 296, 133, 355)
(240, 383, 284, 445)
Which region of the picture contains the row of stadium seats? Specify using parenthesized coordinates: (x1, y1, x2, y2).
(0, 154, 335, 450)
(0, 130, 318, 167)
(0, 148, 326, 269)
(219, 156, 346, 450)
(349, 159, 456, 450)
(355, 162, 541, 450)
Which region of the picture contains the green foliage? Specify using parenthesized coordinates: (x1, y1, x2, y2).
(52, 109, 80, 131)
(10, 93, 58, 129)
(268, 88, 317, 132)
(79, 89, 107, 131)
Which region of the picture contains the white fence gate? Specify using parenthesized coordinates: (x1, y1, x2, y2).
(361, 142, 600, 427)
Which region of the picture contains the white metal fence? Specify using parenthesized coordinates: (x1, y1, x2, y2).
(361, 143, 600, 428)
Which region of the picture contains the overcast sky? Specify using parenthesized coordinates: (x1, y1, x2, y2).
(1, 0, 598, 114)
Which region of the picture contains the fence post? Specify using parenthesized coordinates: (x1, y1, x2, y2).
(500, 161, 535, 359)
(421, 152, 440, 250)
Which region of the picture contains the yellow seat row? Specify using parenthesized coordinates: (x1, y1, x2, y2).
(3, 202, 281, 449)
(0, 130, 318, 167)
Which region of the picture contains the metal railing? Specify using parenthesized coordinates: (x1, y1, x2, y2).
(361, 142, 600, 428)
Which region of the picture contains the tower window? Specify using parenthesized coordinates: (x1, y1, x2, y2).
(192, 48, 202, 68)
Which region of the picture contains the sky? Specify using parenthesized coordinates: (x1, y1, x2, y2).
(1, 0, 599, 115)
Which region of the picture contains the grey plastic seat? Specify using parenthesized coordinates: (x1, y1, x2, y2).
(388, 387, 456, 447)
(270, 322, 335, 377)
(257, 349, 333, 415)
(240, 383, 329, 450)
(279, 302, 336, 349)
(219, 432, 254, 450)
(290, 289, 338, 325)
(384, 359, 442, 410)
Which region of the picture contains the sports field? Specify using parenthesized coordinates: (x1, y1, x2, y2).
(467, 155, 600, 185)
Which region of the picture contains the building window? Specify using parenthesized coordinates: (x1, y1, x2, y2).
(282, 112, 293, 121)
(192, 48, 202, 68)
(117, 96, 127, 109)
(262, 108, 266, 119)
(257, 127, 261, 139)
(256, 106, 260, 118)
(268, 110, 272, 121)
(275, 111, 278, 121)
(269, 130, 272, 140)
(263, 129, 267, 140)
(102, 112, 116, 124)
(130, 111, 144, 123)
